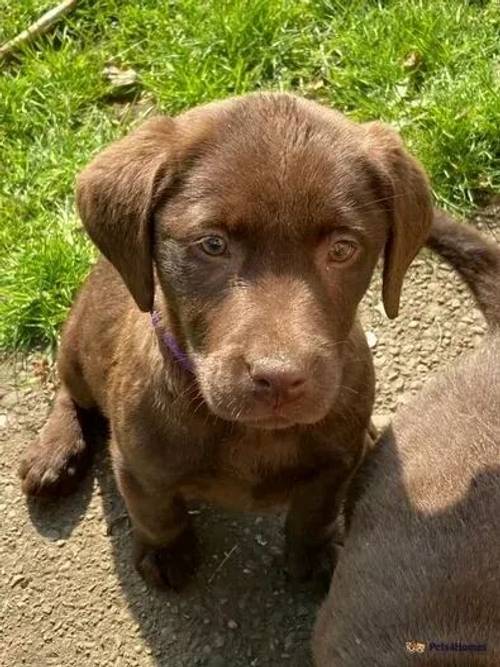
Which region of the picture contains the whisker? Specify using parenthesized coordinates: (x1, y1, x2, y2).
(316, 338, 350, 351)
(338, 192, 404, 214)
(336, 384, 361, 396)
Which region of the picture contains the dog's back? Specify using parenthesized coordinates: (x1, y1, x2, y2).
(313, 215, 500, 666)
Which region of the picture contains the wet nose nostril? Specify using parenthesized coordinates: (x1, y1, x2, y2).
(248, 359, 307, 404)
(254, 376, 272, 391)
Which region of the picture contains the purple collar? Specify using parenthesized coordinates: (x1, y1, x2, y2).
(150, 311, 194, 374)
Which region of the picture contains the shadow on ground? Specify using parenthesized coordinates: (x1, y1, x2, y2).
(24, 409, 324, 667)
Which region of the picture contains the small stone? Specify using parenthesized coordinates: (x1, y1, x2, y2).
(227, 619, 238, 630)
(365, 331, 377, 348)
(371, 414, 391, 433)
(10, 574, 26, 588)
(393, 377, 405, 391)
(1, 392, 18, 410)
(421, 339, 435, 353)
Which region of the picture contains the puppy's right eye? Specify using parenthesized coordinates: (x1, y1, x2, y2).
(198, 235, 228, 257)
(328, 239, 357, 264)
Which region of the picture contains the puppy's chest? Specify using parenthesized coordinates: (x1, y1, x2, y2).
(179, 430, 313, 511)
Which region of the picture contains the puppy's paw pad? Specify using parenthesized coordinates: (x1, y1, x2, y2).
(135, 529, 199, 591)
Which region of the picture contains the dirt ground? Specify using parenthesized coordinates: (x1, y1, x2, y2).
(1, 209, 498, 667)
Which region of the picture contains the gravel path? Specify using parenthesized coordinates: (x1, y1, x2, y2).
(1, 209, 498, 667)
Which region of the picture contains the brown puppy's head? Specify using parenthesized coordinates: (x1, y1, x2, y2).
(77, 93, 432, 429)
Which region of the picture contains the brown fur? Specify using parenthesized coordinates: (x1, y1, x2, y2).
(313, 215, 500, 665)
(19, 92, 432, 589)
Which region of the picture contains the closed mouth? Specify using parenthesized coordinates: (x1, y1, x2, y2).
(243, 415, 295, 430)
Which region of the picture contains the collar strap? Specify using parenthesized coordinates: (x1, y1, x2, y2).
(150, 310, 194, 374)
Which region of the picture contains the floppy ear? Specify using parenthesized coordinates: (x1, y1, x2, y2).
(363, 122, 433, 319)
(76, 117, 178, 312)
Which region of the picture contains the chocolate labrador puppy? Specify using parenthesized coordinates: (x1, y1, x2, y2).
(313, 213, 500, 665)
(19, 92, 432, 589)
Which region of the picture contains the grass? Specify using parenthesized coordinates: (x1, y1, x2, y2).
(1, 0, 499, 350)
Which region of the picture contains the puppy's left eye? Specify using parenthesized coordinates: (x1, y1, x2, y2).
(199, 235, 228, 257)
(328, 239, 357, 264)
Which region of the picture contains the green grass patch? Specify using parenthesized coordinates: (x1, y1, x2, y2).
(1, 0, 499, 350)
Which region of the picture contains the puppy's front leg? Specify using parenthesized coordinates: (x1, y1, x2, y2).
(284, 440, 365, 583)
(113, 449, 198, 591)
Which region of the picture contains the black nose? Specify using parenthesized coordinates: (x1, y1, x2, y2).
(248, 358, 307, 405)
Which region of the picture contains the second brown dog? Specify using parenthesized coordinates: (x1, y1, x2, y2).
(313, 213, 500, 665)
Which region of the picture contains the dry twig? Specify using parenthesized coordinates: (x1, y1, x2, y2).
(208, 545, 238, 584)
(0, 0, 78, 61)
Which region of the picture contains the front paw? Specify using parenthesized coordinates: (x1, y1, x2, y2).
(134, 528, 199, 591)
(284, 538, 339, 590)
(284, 539, 317, 582)
(19, 436, 87, 498)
